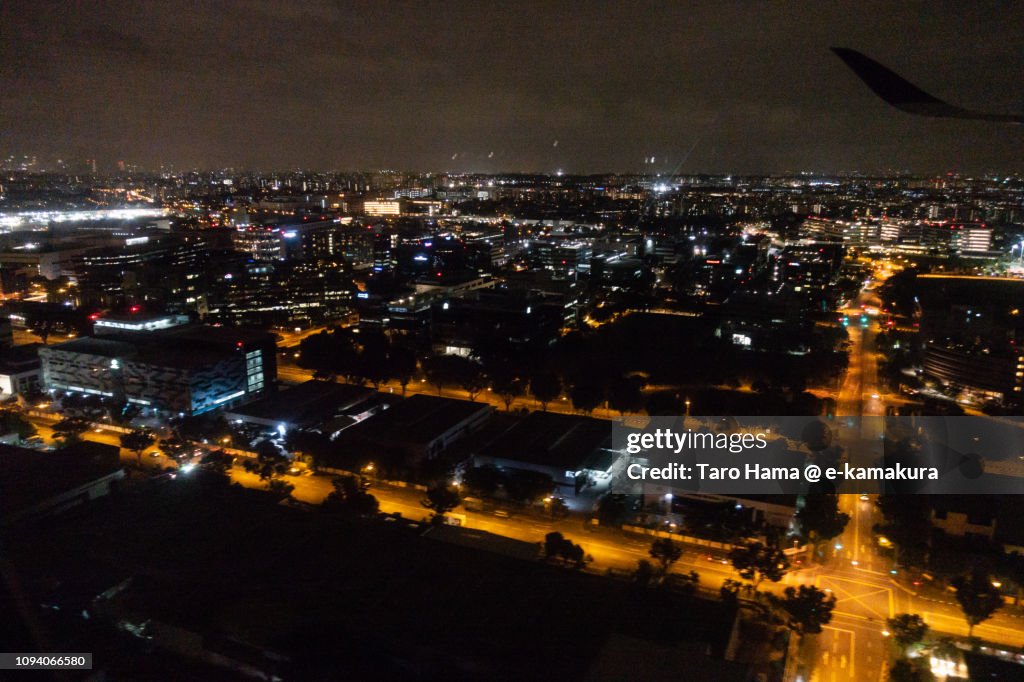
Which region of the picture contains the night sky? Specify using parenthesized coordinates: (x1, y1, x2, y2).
(2, 1, 1022, 174)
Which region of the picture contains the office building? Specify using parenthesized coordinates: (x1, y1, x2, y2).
(39, 324, 276, 415)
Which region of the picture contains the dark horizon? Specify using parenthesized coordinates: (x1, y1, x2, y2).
(2, 1, 1023, 175)
(4, 165, 1021, 179)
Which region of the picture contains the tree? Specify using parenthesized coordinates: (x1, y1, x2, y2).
(728, 540, 790, 591)
(388, 345, 418, 396)
(422, 354, 464, 396)
(568, 379, 604, 414)
(800, 420, 833, 452)
(886, 613, 928, 655)
(544, 531, 567, 559)
(267, 478, 295, 499)
(30, 318, 55, 344)
(608, 375, 645, 415)
(795, 494, 850, 560)
(645, 391, 680, 416)
(888, 659, 930, 682)
(997, 551, 1024, 606)
(770, 585, 836, 638)
(490, 366, 526, 411)
(0, 412, 37, 441)
(244, 440, 290, 481)
(529, 371, 561, 411)
(649, 538, 683, 577)
(297, 328, 359, 380)
(200, 450, 235, 477)
(422, 482, 461, 522)
(120, 429, 156, 465)
(543, 531, 585, 568)
(52, 417, 90, 446)
(952, 571, 1003, 637)
(323, 476, 379, 516)
(671, 570, 700, 595)
(635, 559, 655, 587)
(720, 578, 743, 603)
(355, 332, 393, 390)
(462, 465, 503, 498)
(285, 429, 330, 467)
(456, 359, 487, 402)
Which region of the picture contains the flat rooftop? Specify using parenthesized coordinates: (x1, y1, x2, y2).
(225, 380, 374, 427)
(42, 336, 138, 359)
(0, 442, 122, 521)
(479, 411, 612, 471)
(337, 393, 492, 450)
(42, 324, 276, 371)
(0, 343, 42, 374)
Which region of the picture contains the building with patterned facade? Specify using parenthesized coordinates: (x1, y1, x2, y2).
(39, 324, 276, 416)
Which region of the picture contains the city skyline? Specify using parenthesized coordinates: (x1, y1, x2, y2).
(2, 1, 1023, 174)
(3, 4, 1024, 681)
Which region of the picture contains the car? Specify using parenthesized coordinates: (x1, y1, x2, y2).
(23, 436, 44, 446)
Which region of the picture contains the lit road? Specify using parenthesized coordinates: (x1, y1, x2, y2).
(273, 325, 334, 349)
(11, 327, 64, 346)
(811, 283, 899, 682)
(19, 408, 1024, 682)
(19, 272, 1024, 682)
(228, 465, 759, 587)
(835, 289, 886, 422)
(807, 279, 1024, 682)
(21, 409, 798, 593)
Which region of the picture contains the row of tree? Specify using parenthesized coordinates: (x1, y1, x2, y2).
(635, 536, 838, 638)
(296, 318, 839, 417)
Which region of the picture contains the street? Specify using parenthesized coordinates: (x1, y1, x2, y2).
(18, 279, 1024, 682)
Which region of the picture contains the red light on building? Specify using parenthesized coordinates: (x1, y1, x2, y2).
(129, 305, 141, 313)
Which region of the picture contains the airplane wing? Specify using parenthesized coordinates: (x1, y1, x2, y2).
(831, 47, 1024, 124)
